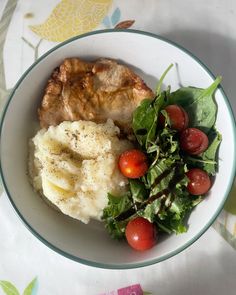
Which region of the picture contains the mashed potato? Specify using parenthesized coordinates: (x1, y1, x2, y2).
(29, 119, 133, 223)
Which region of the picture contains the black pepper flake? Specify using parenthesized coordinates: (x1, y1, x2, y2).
(72, 133, 78, 140)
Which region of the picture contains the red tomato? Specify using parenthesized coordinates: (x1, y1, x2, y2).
(159, 104, 189, 131)
(125, 217, 157, 251)
(180, 128, 209, 155)
(186, 168, 211, 195)
(118, 149, 148, 179)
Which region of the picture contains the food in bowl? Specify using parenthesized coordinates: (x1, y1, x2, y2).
(29, 119, 133, 223)
(29, 58, 222, 251)
(38, 57, 154, 134)
(102, 65, 222, 250)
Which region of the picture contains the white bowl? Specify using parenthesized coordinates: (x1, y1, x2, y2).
(1, 30, 235, 269)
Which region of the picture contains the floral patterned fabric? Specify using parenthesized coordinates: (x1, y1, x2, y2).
(0, 1, 235, 294)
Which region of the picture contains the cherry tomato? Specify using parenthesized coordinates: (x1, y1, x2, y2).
(118, 149, 148, 179)
(186, 168, 211, 195)
(180, 128, 209, 155)
(125, 217, 157, 251)
(159, 104, 189, 131)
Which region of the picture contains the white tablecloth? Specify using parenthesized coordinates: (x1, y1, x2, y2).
(0, 1, 236, 294)
(1, 193, 236, 294)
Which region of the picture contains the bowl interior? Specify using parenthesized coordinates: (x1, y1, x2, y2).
(1, 30, 235, 268)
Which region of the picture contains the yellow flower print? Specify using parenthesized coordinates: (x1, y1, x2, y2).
(29, 0, 112, 42)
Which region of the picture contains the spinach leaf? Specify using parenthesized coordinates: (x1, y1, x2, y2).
(129, 179, 148, 202)
(155, 63, 173, 96)
(132, 64, 174, 148)
(198, 128, 222, 174)
(185, 128, 222, 175)
(169, 76, 221, 133)
(132, 99, 156, 146)
(132, 93, 166, 148)
(145, 91, 169, 149)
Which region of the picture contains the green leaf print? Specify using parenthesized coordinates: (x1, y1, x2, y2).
(0, 281, 20, 295)
(23, 278, 37, 295)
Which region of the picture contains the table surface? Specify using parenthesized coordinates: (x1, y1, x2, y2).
(0, 1, 236, 294)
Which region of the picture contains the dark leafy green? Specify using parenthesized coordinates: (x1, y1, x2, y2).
(132, 64, 174, 148)
(103, 193, 132, 219)
(185, 128, 222, 175)
(102, 66, 222, 240)
(169, 76, 221, 133)
(138, 198, 162, 222)
(102, 193, 132, 239)
(156, 192, 204, 234)
(132, 99, 156, 146)
(155, 64, 174, 96)
(156, 212, 188, 234)
(129, 179, 148, 202)
(147, 160, 176, 196)
(102, 218, 127, 240)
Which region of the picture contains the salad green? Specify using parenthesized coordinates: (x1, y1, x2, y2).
(102, 65, 222, 240)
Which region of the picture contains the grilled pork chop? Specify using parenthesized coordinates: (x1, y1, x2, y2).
(38, 58, 154, 134)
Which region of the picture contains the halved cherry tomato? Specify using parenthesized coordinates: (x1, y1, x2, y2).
(180, 128, 209, 155)
(118, 149, 148, 179)
(125, 217, 157, 251)
(186, 168, 211, 195)
(159, 104, 189, 131)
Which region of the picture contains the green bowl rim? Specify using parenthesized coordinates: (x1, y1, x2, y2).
(0, 29, 236, 269)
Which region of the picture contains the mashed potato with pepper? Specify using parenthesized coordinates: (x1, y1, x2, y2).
(29, 119, 133, 223)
